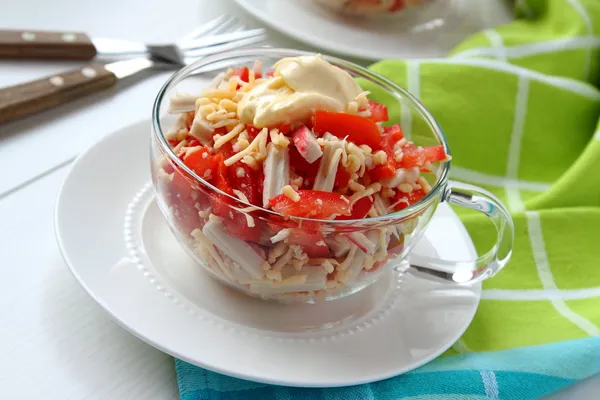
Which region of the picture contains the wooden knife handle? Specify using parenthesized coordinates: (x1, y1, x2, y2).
(0, 64, 117, 124)
(0, 29, 97, 60)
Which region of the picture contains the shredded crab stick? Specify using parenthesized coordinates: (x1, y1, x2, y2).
(159, 54, 450, 300)
(262, 142, 290, 207)
(202, 215, 267, 280)
(292, 125, 322, 163)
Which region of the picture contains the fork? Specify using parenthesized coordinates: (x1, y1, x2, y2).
(0, 15, 264, 62)
(0, 18, 268, 124)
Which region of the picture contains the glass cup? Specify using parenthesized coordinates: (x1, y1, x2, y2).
(150, 48, 514, 303)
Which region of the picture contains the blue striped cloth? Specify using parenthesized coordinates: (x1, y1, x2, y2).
(175, 337, 600, 400)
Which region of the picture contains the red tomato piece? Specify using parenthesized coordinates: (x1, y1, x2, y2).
(368, 124, 405, 180)
(162, 159, 175, 175)
(279, 123, 293, 135)
(172, 198, 202, 235)
(336, 196, 374, 220)
(232, 66, 250, 82)
(390, 0, 406, 12)
(282, 220, 330, 257)
(209, 191, 262, 242)
(289, 145, 320, 180)
(227, 162, 262, 206)
(334, 167, 351, 189)
(266, 71, 275, 78)
(247, 125, 262, 140)
(313, 110, 381, 149)
(368, 100, 389, 123)
(187, 138, 200, 147)
(369, 162, 396, 181)
(214, 126, 228, 135)
(391, 187, 427, 211)
(269, 190, 352, 219)
(211, 153, 233, 195)
(171, 168, 195, 200)
(183, 147, 216, 179)
(383, 124, 404, 141)
(287, 229, 329, 258)
(398, 145, 447, 169)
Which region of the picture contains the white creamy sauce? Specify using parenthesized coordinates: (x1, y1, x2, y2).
(237, 55, 363, 128)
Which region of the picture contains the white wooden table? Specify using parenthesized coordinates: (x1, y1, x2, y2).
(0, 0, 597, 398)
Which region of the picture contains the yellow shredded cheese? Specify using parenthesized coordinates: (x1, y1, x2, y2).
(213, 123, 245, 149)
(418, 176, 432, 194)
(224, 128, 267, 166)
(283, 185, 301, 202)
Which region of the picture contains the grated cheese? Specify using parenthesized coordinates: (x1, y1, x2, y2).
(373, 150, 387, 165)
(272, 247, 294, 271)
(213, 123, 245, 149)
(270, 128, 290, 147)
(322, 260, 335, 274)
(183, 146, 202, 159)
(418, 176, 432, 193)
(241, 155, 260, 170)
(224, 127, 267, 166)
(200, 88, 236, 100)
(270, 229, 291, 243)
(268, 242, 288, 263)
(283, 185, 301, 202)
(232, 189, 255, 227)
(236, 167, 245, 177)
(398, 183, 414, 193)
(266, 270, 283, 281)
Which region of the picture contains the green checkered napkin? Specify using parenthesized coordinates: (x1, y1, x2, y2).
(366, 0, 600, 354)
(175, 1, 600, 398)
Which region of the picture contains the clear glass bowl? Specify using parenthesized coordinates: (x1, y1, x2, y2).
(312, 0, 439, 18)
(150, 48, 514, 303)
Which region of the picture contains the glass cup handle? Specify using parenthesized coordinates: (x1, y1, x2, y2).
(406, 181, 515, 284)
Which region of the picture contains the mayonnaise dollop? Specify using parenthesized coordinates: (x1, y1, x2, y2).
(237, 55, 363, 128)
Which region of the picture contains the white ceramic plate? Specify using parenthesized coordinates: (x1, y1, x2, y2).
(235, 0, 514, 61)
(55, 120, 481, 387)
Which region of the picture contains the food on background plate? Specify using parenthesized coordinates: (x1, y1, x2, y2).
(155, 54, 450, 301)
(313, 0, 435, 17)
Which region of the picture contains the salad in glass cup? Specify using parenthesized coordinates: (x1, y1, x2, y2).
(151, 49, 514, 303)
(313, 0, 437, 18)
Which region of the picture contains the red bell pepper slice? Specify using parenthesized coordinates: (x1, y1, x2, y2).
(368, 100, 389, 123)
(336, 195, 374, 220)
(313, 110, 381, 149)
(227, 162, 262, 206)
(182, 147, 217, 179)
(334, 167, 351, 189)
(232, 66, 250, 82)
(285, 221, 329, 258)
(390, 0, 406, 12)
(398, 145, 447, 169)
(391, 187, 427, 211)
(289, 145, 320, 187)
(269, 190, 352, 219)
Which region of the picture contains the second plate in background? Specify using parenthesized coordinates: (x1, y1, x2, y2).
(235, 0, 514, 60)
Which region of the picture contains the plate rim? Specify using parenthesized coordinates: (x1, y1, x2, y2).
(235, 0, 398, 61)
(54, 119, 482, 387)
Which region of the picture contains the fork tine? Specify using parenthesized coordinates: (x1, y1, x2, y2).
(201, 16, 242, 37)
(179, 29, 266, 52)
(182, 33, 268, 60)
(179, 15, 236, 42)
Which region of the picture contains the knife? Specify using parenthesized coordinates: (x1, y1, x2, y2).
(0, 38, 267, 124)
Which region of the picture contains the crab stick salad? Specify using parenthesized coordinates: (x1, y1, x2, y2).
(157, 54, 449, 300)
(314, 0, 434, 16)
